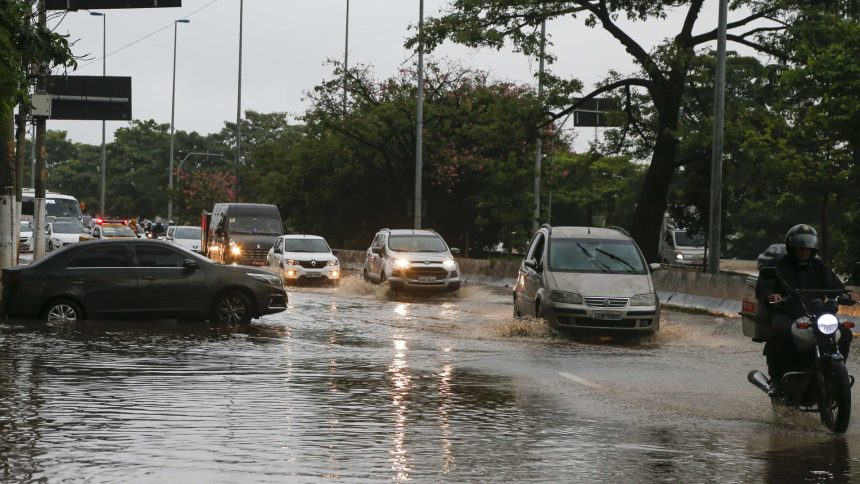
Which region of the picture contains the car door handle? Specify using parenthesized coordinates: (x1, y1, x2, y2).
(141, 275, 156, 281)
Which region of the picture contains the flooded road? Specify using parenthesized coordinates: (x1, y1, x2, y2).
(1, 276, 857, 482)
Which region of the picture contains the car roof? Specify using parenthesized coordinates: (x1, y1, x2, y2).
(171, 225, 201, 230)
(384, 229, 440, 237)
(281, 234, 324, 240)
(547, 226, 631, 240)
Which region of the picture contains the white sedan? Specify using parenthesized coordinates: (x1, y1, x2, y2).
(267, 234, 340, 285)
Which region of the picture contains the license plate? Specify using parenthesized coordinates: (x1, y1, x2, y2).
(419, 276, 436, 282)
(305, 272, 321, 278)
(250, 260, 265, 266)
(593, 310, 622, 320)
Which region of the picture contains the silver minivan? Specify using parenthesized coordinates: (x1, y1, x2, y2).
(513, 225, 661, 334)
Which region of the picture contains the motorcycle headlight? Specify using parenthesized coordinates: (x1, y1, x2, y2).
(394, 258, 411, 269)
(327, 258, 339, 266)
(247, 272, 282, 287)
(442, 259, 457, 270)
(550, 291, 583, 304)
(817, 313, 840, 335)
(630, 293, 657, 306)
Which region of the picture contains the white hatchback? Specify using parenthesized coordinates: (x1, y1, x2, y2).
(167, 225, 203, 253)
(267, 235, 340, 285)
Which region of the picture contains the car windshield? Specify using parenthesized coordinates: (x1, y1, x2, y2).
(103, 225, 135, 237)
(175, 227, 201, 239)
(228, 216, 282, 235)
(46, 198, 82, 219)
(284, 238, 330, 253)
(549, 238, 647, 274)
(53, 223, 85, 234)
(674, 230, 705, 247)
(20, 221, 31, 232)
(388, 234, 448, 252)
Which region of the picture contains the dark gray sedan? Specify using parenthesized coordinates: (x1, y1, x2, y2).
(1, 239, 287, 324)
(756, 243, 786, 270)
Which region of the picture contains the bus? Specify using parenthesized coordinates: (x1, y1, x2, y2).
(21, 188, 83, 222)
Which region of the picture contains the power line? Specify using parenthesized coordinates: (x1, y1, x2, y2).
(76, 0, 221, 72)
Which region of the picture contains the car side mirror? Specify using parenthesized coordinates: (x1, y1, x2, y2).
(331, 249, 339, 255)
(216, 227, 224, 237)
(649, 263, 662, 272)
(183, 259, 200, 270)
(450, 247, 461, 255)
(371, 247, 382, 255)
(274, 246, 282, 254)
(524, 259, 539, 271)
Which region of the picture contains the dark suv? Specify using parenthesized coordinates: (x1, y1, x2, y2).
(1, 239, 287, 324)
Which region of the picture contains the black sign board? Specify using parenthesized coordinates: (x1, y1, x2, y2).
(573, 97, 621, 127)
(48, 75, 132, 121)
(46, 0, 181, 10)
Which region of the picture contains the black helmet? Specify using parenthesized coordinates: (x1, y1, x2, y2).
(785, 224, 819, 252)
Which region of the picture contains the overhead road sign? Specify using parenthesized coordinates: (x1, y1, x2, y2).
(46, 0, 181, 10)
(47, 75, 132, 121)
(573, 98, 621, 127)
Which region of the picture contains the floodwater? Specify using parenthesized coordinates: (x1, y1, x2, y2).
(1, 276, 857, 482)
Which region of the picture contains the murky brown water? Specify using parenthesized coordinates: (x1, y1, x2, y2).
(1, 276, 858, 482)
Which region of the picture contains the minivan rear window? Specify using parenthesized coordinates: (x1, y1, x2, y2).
(549, 238, 646, 274)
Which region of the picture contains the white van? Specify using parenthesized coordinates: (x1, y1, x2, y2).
(659, 227, 705, 266)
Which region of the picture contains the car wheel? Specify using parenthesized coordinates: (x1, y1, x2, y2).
(535, 299, 544, 320)
(362, 268, 369, 282)
(43, 299, 83, 323)
(212, 291, 252, 325)
(513, 293, 522, 318)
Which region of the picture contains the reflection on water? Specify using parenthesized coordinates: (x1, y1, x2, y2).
(1, 287, 859, 481)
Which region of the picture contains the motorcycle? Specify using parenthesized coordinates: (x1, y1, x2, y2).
(748, 267, 856, 433)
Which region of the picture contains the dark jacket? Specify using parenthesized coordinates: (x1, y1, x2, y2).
(756, 254, 844, 319)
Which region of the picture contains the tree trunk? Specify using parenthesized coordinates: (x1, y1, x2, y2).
(630, 83, 683, 263)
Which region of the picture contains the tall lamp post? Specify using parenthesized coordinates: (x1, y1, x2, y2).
(90, 11, 106, 215)
(343, 0, 350, 116)
(235, 0, 244, 202)
(707, 0, 728, 274)
(168, 18, 190, 222)
(414, 0, 424, 230)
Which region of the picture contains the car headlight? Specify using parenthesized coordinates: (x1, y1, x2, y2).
(675, 253, 684, 260)
(630, 293, 657, 306)
(394, 258, 411, 269)
(551, 291, 583, 304)
(817, 313, 839, 335)
(442, 259, 457, 270)
(327, 258, 339, 266)
(286, 259, 297, 266)
(247, 272, 282, 287)
(230, 240, 242, 256)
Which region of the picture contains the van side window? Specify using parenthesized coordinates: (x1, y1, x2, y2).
(664, 232, 673, 246)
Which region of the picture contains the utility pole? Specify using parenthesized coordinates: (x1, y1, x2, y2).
(14, 101, 28, 266)
(707, 0, 728, 274)
(413, 0, 424, 230)
(168, 19, 190, 222)
(235, 0, 244, 202)
(90, 11, 106, 216)
(343, 0, 350, 117)
(33, 0, 48, 260)
(532, 19, 546, 233)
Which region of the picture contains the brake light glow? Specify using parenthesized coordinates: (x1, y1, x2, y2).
(844, 322, 856, 329)
(796, 322, 811, 329)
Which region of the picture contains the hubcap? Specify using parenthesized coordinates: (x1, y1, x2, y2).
(47, 304, 77, 323)
(218, 296, 246, 324)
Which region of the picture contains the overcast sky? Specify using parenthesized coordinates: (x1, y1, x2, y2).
(45, 0, 742, 150)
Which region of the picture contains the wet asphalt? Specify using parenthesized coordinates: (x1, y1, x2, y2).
(0, 276, 857, 482)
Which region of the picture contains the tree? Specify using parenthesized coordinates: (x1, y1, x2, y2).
(415, 0, 797, 261)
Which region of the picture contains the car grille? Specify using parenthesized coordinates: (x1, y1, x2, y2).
(560, 317, 637, 328)
(404, 267, 449, 280)
(297, 260, 328, 269)
(584, 297, 629, 308)
(242, 248, 269, 260)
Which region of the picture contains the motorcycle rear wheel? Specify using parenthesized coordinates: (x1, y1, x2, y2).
(820, 361, 851, 433)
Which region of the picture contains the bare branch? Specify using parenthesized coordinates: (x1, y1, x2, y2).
(691, 10, 774, 45)
(725, 34, 788, 61)
(680, 0, 706, 40)
(546, 78, 653, 125)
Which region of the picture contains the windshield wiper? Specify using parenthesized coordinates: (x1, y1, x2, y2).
(576, 243, 613, 273)
(595, 248, 639, 273)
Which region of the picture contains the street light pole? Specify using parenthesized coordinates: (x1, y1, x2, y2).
(532, 19, 546, 233)
(413, 0, 424, 230)
(168, 19, 190, 223)
(707, 0, 728, 274)
(343, 0, 350, 117)
(90, 11, 106, 215)
(235, 0, 244, 202)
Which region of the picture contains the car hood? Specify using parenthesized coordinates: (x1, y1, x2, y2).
(230, 234, 279, 250)
(283, 251, 335, 262)
(547, 271, 654, 297)
(175, 238, 200, 247)
(21, 231, 33, 237)
(219, 262, 279, 277)
(52, 233, 84, 242)
(388, 251, 451, 262)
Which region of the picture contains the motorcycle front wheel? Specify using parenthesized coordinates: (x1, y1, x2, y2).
(820, 360, 851, 433)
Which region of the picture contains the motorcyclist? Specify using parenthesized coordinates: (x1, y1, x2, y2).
(755, 224, 858, 393)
